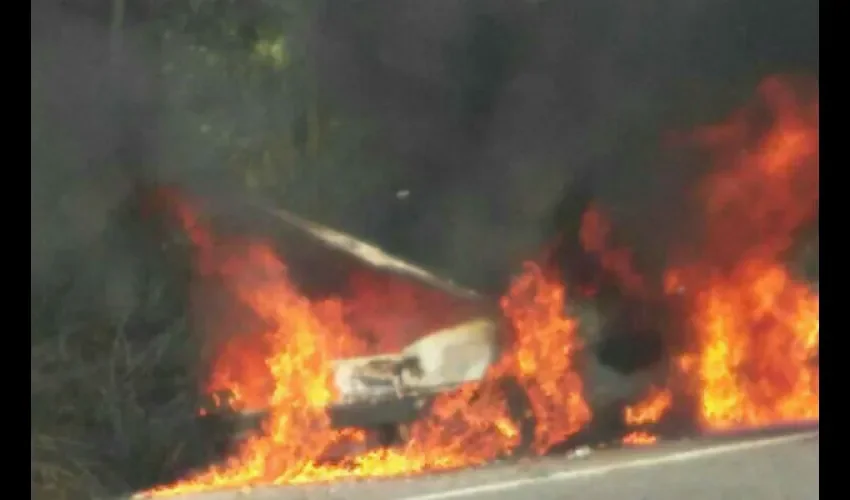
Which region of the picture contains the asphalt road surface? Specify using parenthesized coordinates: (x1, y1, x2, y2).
(142, 428, 818, 500)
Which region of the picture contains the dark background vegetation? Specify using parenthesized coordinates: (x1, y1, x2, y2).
(31, 0, 817, 498)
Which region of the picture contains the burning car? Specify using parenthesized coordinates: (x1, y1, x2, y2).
(182, 199, 669, 455)
(150, 75, 818, 497)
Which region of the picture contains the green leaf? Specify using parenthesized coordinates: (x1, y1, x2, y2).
(252, 36, 290, 69)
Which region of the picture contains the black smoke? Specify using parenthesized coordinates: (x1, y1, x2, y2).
(314, 0, 818, 292)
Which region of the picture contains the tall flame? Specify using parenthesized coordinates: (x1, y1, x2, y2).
(669, 75, 819, 430)
(578, 76, 818, 434)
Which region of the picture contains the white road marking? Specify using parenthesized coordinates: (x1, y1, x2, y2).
(398, 431, 818, 500)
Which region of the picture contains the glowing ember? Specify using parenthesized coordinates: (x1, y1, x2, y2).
(622, 432, 658, 446)
(624, 386, 673, 427)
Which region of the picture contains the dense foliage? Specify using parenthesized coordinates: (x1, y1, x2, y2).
(31, 1, 380, 497)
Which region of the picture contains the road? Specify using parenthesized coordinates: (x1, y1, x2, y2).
(141, 428, 818, 500)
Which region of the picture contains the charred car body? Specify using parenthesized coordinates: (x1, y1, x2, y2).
(191, 196, 675, 454)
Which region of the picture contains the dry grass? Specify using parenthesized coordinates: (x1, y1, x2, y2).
(30, 210, 224, 500)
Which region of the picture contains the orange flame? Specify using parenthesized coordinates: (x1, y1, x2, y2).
(624, 386, 673, 427)
(577, 76, 818, 434)
(620, 387, 673, 446)
(498, 262, 592, 453)
(580, 204, 647, 297)
(145, 199, 590, 496)
(146, 74, 818, 496)
(668, 76, 819, 430)
(622, 432, 658, 446)
(343, 270, 481, 353)
(676, 262, 819, 430)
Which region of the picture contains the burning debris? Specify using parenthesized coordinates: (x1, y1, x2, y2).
(143, 75, 818, 497)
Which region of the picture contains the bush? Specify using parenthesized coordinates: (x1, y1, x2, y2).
(30, 200, 217, 499)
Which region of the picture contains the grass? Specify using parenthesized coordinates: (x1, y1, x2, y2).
(30, 205, 225, 500)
